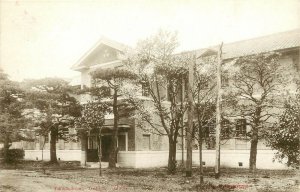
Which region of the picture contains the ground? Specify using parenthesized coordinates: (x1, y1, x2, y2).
(0, 161, 299, 192)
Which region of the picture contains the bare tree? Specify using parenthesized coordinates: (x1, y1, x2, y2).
(125, 30, 189, 173)
(228, 52, 296, 172)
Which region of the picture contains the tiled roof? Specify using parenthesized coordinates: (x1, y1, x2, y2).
(195, 28, 300, 59)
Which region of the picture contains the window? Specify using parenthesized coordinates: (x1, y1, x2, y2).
(199, 81, 209, 90)
(44, 135, 49, 143)
(167, 82, 173, 101)
(88, 136, 98, 149)
(142, 84, 149, 97)
(221, 72, 229, 87)
(62, 128, 69, 143)
(203, 121, 215, 138)
(118, 135, 126, 151)
(221, 119, 231, 138)
(203, 122, 216, 149)
(141, 134, 150, 150)
(235, 119, 246, 137)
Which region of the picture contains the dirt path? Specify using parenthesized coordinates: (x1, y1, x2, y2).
(0, 170, 93, 192)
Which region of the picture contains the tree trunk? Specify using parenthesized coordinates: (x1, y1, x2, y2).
(168, 137, 177, 174)
(250, 107, 261, 173)
(3, 133, 11, 163)
(50, 129, 58, 164)
(109, 88, 118, 168)
(249, 129, 258, 172)
(198, 125, 204, 184)
(109, 131, 118, 168)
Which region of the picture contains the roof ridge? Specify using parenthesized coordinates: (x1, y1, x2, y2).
(204, 28, 300, 51)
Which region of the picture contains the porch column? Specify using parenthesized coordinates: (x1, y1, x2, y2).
(80, 133, 88, 166)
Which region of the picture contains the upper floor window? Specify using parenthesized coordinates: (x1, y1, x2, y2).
(221, 72, 229, 87)
(142, 84, 149, 97)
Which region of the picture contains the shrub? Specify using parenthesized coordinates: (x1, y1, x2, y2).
(0, 149, 25, 163)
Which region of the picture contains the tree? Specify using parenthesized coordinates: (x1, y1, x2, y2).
(75, 101, 107, 175)
(193, 54, 217, 182)
(125, 30, 189, 173)
(228, 52, 296, 172)
(266, 92, 300, 167)
(25, 78, 81, 164)
(90, 68, 136, 168)
(0, 70, 28, 163)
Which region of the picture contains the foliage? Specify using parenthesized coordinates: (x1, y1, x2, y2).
(25, 78, 81, 137)
(24, 78, 81, 163)
(75, 101, 108, 133)
(125, 30, 189, 173)
(266, 94, 300, 167)
(0, 71, 29, 163)
(89, 67, 136, 168)
(226, 52, 297, 171)
(0, 149, 24, 163)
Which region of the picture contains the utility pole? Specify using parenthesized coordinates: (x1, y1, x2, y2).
(186, 54, 195, 177)
(181, 78, 185, 167)
(215, 42, 223, 179)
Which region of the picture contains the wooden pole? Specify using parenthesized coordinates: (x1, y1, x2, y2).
(181, 78, 185, 167)
(186, 55, 195, 177)
(215, 42, 223, 179)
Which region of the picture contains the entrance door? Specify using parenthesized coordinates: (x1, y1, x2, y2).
(87, 136, 98, 162)
(101, 135, 112, 162)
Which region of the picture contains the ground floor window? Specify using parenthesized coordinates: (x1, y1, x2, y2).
(141, 134, 150, 150)
(235, 119, 246, 137)
(118, 135, 126, 151)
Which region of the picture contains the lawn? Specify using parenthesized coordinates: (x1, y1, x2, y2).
(1, 161, 299, 192)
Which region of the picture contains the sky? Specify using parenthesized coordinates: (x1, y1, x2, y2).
(0, 0, 299, 81)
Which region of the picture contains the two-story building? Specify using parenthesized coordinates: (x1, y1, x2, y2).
(22, 28, 300, 169)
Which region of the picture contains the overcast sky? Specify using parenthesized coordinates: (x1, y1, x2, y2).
(1, 0, 299, 81)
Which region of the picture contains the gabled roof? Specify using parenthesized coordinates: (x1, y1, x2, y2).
(71, 37, 129, 71)
(195, 28, 300, 59)
(71, 28, 300, 71)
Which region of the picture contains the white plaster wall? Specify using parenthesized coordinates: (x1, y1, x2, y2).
(118, 151, 169, 168)
(81, 70, 92, 88)
(24, 150, 81, 161)
(24, 149, 289, 170)
(118, 150, 289, 169)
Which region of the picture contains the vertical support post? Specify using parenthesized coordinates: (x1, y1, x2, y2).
(215, 42, 223, 179)
(98, 129, 102, 176)
(186, 54, 195, 177)
(181, 78, 185, 166)
(80, 132, 88, 167)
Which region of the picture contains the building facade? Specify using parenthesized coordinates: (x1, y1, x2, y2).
(21, 29, 300, 169)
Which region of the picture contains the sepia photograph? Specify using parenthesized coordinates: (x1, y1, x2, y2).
(0, 0, 299, 191)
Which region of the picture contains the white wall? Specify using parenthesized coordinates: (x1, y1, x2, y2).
(24, 149, 289, 170)
(118, 150, 289, 169)
(24, 150, 81, 161)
